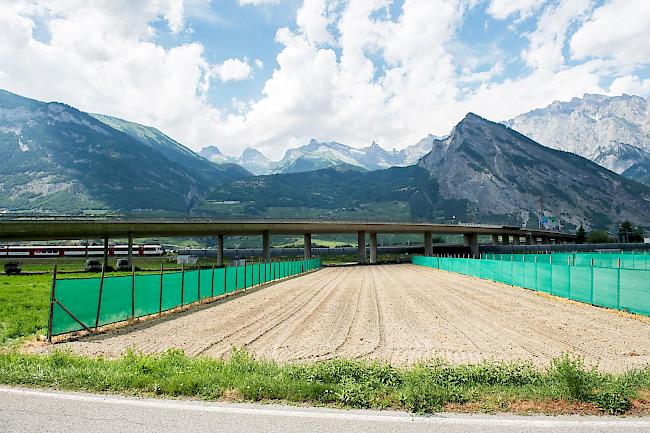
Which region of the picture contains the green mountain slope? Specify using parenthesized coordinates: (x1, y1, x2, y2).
(0, 89, 249, 214)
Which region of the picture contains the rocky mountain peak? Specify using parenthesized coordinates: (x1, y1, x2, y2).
(418, 113, 650, 227)
(199, 145, 223, 158)
(506, 93, 650, 177)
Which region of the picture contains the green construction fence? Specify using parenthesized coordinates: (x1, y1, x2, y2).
(48, 258, 321, 338)
(412, 255, 650, 317)
(483, 252, 650, 270)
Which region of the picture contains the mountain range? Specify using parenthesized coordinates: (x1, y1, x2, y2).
(506, 93, 650, 185)
(207, 113, 650, 228)
(199, 135, 439, 175)
(0, 89, 248, 214)
(2, 88, 650, 228)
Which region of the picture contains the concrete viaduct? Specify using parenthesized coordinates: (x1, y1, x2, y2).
(0, 219, 575, 267)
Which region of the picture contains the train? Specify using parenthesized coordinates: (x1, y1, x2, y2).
(0, 244, 165, 258)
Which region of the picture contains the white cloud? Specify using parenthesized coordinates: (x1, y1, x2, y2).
(296, 0, 334, 45)
(608, 75, 650, 97)
(211, 58, 253, 82)
(0, 0, 232, 153)
(570, 0, 650, 65)
(211, 0, 631, 158)
(487, 0, 545, 20)
(1, 0, 649, 160)
(237, 0, 279, 6)
(522, 0, 593, 73)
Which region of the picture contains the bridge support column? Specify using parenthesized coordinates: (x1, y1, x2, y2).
(464, 233, 479, 257)
(304, 234, 312, 260)
(424, 232, 433, 256)
(262, 231, 271, 262)
(491, 234, 499, 245)
(216, 235, 224, 267)
(369, 233, 378, 264)
(502, 234, 510, 245)
(357, 231, 366, 264)
(127, 232, 133, 266)
(103, 236, 109, 269)
(525, 234, 533, 245)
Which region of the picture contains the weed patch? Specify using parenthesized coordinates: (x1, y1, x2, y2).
(1, 350, 649, 415)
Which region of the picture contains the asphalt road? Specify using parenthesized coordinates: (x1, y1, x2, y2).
(1, 386, 650, 433)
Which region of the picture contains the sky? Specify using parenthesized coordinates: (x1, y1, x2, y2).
(1, 0, 649, 159)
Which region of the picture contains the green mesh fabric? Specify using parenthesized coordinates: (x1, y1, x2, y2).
(51, 258, 321, 336)
(489, 252, 650, 270)
(134, 274, 163, 317)
(619, 269, 650, 316)
(52, 277, 100, 335)
(413, 255, 648, 317)
(97, 276, 132, 326)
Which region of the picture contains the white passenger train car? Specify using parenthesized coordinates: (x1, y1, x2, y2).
(0, 245, 165, 258)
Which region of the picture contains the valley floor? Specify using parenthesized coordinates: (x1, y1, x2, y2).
(41, 265, 650, 372)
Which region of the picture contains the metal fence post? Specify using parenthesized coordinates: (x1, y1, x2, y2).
(617, 258, 621, 309)
(47, 265, 57, 343)
(235, 259, 238, 291)
(244, 259, 247, 289)
(197, 265, 201, 301)
(131, 265, 136, 319)
(159, 262, 163, 315)
(590, 258, 594, 304)
(180, 264, 185, 306)
(549, 255, 553, 295)
(211, 264, 215, 298)
(94, 265, 106, 330)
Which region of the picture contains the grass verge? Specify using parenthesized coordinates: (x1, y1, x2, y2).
(1, 350, 649, 415)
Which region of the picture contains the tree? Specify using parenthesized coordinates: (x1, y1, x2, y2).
(587, 229, 612, 244)
(618, 221, 645, 243)
(576, 224, 586, 244)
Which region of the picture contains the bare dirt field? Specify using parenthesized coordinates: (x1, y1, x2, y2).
(47, 264, 650, 372)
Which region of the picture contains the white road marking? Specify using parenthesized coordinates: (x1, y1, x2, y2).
(1, 386, 649, 428)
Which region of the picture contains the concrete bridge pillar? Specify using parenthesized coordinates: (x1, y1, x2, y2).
(127, 232, 133, 266)
(357, 231, 366, 264)
(424, 232, 433, 256)
(216, 234, 224, 267)
(502, 234, 510, 245)
(304, 233, 312, 260)
(262, 230, 271, 262)
(464, 233, 479, 257)
(491, 234, 499, 245)
(369, 233, 378, 264)
(525, 234, 533, 245)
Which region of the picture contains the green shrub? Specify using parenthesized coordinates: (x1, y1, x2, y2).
(593, 380, 633, 415)
(399, 365, 467, 413)
(549, 354, 595, 401)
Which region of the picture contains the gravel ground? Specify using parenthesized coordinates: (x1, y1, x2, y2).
(45, 264, 650, 371)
